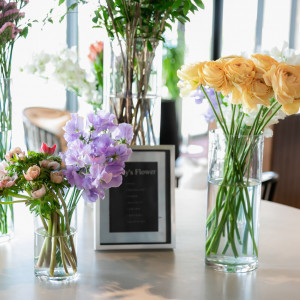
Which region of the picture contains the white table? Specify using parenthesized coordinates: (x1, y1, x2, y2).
(1, 189, 300, 300)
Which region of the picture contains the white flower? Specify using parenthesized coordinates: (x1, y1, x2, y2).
(263, 127, 273, 138)
(24, 47, 99, 105)
(243, 110, 258, 127)
(263, 109, 286, 138)
(266, 41, 300, 65)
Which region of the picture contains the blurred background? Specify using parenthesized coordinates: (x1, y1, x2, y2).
(11, 0, 300, 207)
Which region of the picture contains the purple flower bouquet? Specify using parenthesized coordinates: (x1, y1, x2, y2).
(0, 110, 133, 280)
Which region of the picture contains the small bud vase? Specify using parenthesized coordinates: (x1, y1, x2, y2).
(34, 207, 78, 281)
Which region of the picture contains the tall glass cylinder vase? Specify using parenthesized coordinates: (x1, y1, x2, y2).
(34, 206, 78, 281)
(105, 38, 162, 145)
(0, 78, 13, 242)
(205, 129, 264, 272)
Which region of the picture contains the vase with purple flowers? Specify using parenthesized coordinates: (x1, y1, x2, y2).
(0, 110, 133, 280)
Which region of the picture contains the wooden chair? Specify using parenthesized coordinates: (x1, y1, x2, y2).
(22, 107, 71, 154)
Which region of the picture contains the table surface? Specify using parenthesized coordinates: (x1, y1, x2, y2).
(1, 189, 300, 300)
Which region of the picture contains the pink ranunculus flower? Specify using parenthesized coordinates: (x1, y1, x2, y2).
(24, 165, 40, 181)
(50, 170, 64, 184)
(0, 174, 17, 189)
(39, 143, 56, 155)
(31, 185, 46, 199)
(5, 147, 25, 162)
(39, 159, 60, 170)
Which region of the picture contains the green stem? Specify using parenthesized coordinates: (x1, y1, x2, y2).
(49, 213, 58, 277)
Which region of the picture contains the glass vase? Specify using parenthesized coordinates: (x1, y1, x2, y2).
(105, 38, 162, 145)
(205, 129, 264, 272)
(0, 78, 13, 242)
(34, 207, 78, 281)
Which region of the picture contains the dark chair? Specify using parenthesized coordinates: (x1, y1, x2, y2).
(261, 171, 279, 201)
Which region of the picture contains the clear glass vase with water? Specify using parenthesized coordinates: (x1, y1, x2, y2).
(205, 130, 263, 272)
(0, 78, 14, 242)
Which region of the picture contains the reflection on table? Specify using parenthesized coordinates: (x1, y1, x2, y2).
(0, 189, 300, 300)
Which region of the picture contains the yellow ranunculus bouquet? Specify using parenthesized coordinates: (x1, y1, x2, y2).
(178, 53, 300, 272)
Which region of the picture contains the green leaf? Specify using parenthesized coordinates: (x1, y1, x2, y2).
(183, 1, 190, 15)
(147, 40, 153, 52)
(59, 0, 65, 5)
(21, 27, 28, 38)
(194, 0, 205, 9)
(172, 0, 182, 10)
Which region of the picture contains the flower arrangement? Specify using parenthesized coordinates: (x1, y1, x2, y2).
(53, 0, 204, 145)
(0, 110, 133, 278)
(0, 0, 31, 239)
(25, 45, 103, 110)
(0, 0, 29, 78)
(178, 53, 300, 271)
(92, 0, 204, 145)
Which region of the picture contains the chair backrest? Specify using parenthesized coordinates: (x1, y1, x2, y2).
(22, 107, 71, 153)
(261, 171, 279, 201)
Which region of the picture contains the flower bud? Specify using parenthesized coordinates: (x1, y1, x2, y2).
(39, 160, 60, 170)
(39, 143, 56, 155)
(31, 185, 46, 199)
(24, 165, 40, 181)
(50, 170, 64, 184)
(5, 147, 25, 162)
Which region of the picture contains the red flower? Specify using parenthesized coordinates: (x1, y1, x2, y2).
(39, 143, 56, 155)
(88, 41, 104, 62)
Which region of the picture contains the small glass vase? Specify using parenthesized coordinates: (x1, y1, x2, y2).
(205, 129, 264, 273)
(34, 208, 78, 281)
(105, 38, 162, 145)
(0, 78, 14, 242)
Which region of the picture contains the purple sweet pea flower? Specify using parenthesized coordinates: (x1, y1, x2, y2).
(63, 114, 85, 142)
(61, 110, 133, 202)
(192, 86, 221, 123)
(112, 123, 134, 144)
(90, 133, 113, 156)
(82, 187, 102, 202)
(87, 110, 116, 133)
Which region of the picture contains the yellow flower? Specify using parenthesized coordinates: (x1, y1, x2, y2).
(224, 57, 256, 87)
(251, 54, 278, 73)
(177, 62, 205, 91)
(231, 86, 243, 105)
(282, 99, 300, 115)
(264, 63, 300, 105)
(177, 80, 195, 97)
(242, 78, 273, 111)
(201, 61, 232, 95)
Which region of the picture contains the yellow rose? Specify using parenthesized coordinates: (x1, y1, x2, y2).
(201, 61, 232, 95)
(263, 63, 300, 105)
(282, 99, 300, 115)
(224, 57, 256, 87)
(242, 78, 273, 110)
(177, 62, 205, 91)
(251, 54, 278, 73)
